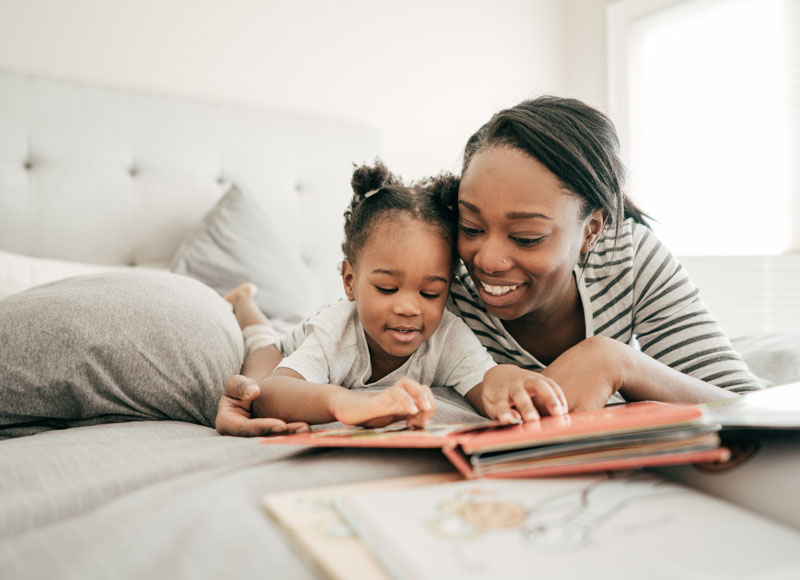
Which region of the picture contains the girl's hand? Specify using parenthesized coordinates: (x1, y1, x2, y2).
(330, 377, 436, 429)
(215, 375, 311, 436)
(540, 336, 626, 412)
(472, 365, 567, 424)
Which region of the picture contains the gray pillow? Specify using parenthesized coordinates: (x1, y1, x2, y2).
(170, 185, 325, 322)
(0, 270, 244, 438)
(731, 332, 800, 388)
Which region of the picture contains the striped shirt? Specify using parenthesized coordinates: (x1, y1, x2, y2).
(447, 218, 762, 399)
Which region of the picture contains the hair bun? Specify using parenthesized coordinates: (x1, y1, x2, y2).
(416, 171, 460, 212)
(351, 159, 400, 199)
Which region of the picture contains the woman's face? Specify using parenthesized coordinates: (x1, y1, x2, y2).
(457, 146, 599, 322)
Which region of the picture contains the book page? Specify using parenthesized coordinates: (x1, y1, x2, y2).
(338, 472, 800, 580)
(262, 473, 462, 580)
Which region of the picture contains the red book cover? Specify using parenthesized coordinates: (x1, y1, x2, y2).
(259, 401, 730, 478)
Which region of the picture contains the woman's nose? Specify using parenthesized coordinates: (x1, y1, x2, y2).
(473, 238, 511, 273)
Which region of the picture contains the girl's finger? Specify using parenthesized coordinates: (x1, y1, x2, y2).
(383, 387, 419, 416)
(524, 378, 566, 416)
(225, 375, 260, 401)
(509, 385, 540, 422)
(239, 418, 288, 437)
(545, 375, 569, 411)
(396, 378, 434, 412)
(484, 394, 518, 424)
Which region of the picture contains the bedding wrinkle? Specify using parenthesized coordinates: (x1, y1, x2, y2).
(0, 422, 299, 541)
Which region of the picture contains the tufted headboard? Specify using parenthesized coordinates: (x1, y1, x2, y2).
(0, 70, 381, 301)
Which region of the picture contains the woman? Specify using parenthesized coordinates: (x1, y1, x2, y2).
(216, 96, 760, 436)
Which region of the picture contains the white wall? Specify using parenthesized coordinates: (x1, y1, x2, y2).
(0, 0, 570, 180)
(564, 0, 620, 112)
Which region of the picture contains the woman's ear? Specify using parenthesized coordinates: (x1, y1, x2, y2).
(341, 260, 356, 301)
(581, 209, 607, 253)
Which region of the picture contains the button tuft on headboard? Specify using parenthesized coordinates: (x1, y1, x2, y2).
(23, 160, 34, 170)
(128, 166, 138, 177)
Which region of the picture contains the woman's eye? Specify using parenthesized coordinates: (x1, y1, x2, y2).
(458, 224, 483, 237)
(376, 287, 397, 294)
(511, 236, 544, 248)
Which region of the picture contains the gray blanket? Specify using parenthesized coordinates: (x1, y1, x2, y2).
(0, 420, 457, 579)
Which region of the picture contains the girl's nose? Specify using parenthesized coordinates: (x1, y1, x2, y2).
(393, 294, 422, 316)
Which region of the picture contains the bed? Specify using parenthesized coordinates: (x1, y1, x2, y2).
(1, 70, 799, 579)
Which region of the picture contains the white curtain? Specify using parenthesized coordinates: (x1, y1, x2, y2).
(608, 0, 799, 256)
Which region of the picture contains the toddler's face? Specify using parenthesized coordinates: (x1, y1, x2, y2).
(342, 216, 452, 372)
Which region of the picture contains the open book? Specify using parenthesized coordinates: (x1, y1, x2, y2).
(260, 400, 730, 478)
(261, 384, 800, 479)
(263, 472, 800, 580)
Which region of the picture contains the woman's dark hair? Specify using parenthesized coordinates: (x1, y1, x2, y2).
(343, 160, 460, 267)
(459, 96, 649, 240)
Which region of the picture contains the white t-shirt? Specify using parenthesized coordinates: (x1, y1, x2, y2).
(276, 299, 496, 396)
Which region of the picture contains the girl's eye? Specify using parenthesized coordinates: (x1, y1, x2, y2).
(376, 287, 397, 294)
(511, 236, 544, 248)
(420, 292, 442, 300)
(458, 224, 483, 237)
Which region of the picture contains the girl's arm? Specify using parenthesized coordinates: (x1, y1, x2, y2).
(257, 368, 436, 428)
(217, 370, 436, 434)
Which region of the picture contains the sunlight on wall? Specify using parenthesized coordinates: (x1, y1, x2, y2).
(627, 0, 790, 255)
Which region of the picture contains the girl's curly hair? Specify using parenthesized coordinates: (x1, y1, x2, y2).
(342, 160, 460, 269)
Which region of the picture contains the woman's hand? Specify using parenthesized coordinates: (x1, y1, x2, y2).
(541, 336, 626, 412)
(215, 375, 311, 436)
(467, 364, 568, 424)
(542, 335, 737, 409)
(330, 377, 436, 429)
(538, 335, 638, 411)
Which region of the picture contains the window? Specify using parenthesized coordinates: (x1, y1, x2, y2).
(608, 0, 797, 255)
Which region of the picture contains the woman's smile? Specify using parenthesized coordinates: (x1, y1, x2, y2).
(476, 279, 527, 306)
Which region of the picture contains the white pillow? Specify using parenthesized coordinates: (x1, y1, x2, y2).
(0, 251, 129, 300)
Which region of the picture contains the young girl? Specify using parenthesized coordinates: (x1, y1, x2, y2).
(218, 162, 567, 436)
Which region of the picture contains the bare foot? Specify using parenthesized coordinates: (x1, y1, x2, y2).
(225, 283, 269, 328)
(225, 282, 257, 306)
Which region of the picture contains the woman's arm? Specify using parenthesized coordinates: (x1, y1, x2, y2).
(541, 336, 738, 411)
(549, 223, 760, 410)
(626, 225, 761, 394)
